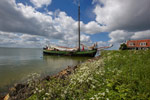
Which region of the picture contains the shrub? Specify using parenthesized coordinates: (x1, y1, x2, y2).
(119, 43, 128, 50)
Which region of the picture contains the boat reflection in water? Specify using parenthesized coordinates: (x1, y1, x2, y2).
(43, 55, 91, 74)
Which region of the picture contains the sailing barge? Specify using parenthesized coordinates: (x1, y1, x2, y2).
(43, 49, 97, 57)
(43, 2, 98, 57)
(43, 2, 112, 57)
(43, 45, 97, 57)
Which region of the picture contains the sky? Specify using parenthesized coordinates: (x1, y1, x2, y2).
(0, 0, 150, 49)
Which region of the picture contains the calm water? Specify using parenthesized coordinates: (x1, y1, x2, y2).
(0, 47, 91, 93)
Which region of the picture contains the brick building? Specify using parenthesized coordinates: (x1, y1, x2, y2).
(126, 39, 150, 50)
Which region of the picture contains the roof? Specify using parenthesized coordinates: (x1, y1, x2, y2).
(126, 39, 150, 48)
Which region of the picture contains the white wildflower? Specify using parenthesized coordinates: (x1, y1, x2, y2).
(61, 94, 65, 98)
(35, 87, 38, 91)
(106, 98, 109, 100)
(89, 97, 95, 100)
(106, 88, 109, 93)
(38, 90, 42, 93)
(45, 93, 50, 96)
(91, 85, 96, 89)
(33, 91, 36, 94)
(101, 92, 105, 96)
(94, 94, 97, 97)
(64, 90, 67, 94)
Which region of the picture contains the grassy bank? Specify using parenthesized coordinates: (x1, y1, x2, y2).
(26, 50, 150, 100)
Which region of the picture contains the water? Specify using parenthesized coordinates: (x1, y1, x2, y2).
(0, 47, 91, 93)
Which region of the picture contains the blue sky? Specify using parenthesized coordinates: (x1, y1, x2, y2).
(0, 0, 150, 49)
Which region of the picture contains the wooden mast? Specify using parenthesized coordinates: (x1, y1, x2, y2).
(78, 0, 80, 51)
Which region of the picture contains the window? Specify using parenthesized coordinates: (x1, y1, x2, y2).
(129, 42, 135, 46)
(140, 42, 147, 46)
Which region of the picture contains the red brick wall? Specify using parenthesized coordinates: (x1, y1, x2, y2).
(127, 39, 150, 48)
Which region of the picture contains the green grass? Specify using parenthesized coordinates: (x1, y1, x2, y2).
(27, 50, 150, 100)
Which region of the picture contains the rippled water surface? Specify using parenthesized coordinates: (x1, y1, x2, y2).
(0, 47, 91, 93)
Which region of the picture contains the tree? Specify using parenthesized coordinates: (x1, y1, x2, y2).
(119, 43, 128, 50)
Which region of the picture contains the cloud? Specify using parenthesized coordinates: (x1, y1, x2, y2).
(0, 0, 101, 48)
(131, 30, 150, 40)
(58, 34, 92, 47)
(97, 41, 108, 47)
(82, 21, 102, 34)
(0, 31, 19, 39)
(93, 0, 150, 32)
(0, 0, 75, 42)
(109, 30, 133, 43)
(0, 31, 51, 48)
(92, 0, 150, 49)
(0, 0, 57, 37)
(30, 0, 52, 8)
(109, 30, 150, 44)
(1, 0, 149, 49)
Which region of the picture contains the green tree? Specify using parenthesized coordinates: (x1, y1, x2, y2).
(119, 43, 127, 50)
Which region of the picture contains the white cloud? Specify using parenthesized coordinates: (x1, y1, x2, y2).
(97, 41, 107, 46)
(0, 0, 57, 37)
(82, 21, 102, 34)
(81, 34, 92, 44)
(0, 31, 19, 39)
(107, 29, 150, 50)
(1, 0, 150, 49)
(109, 30, 150, 44)
(109, 30, 133, 43)
(131, 30, 150, 40)
(93, 0, 150, 32)
(58, 34, 92, 47)
(0, 31, 51, 48)
(0, 0, 101, 48)
(7, 0, 150, 49)
(30, 0, 52, 8)
(92, 0, 150, 49)
(0, 0, 74, 42)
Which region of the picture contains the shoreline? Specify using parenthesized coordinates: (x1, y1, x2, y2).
(2, 50, 150, 99)
(1, 56, 100, 100)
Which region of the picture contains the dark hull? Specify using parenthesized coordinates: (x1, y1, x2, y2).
(43, 49, 97, 57)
